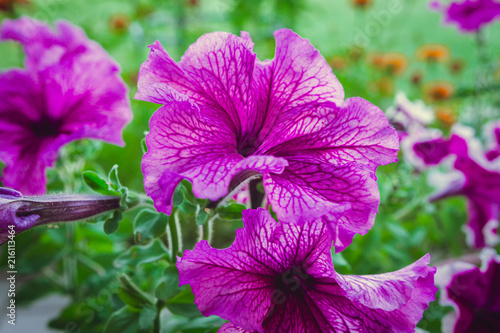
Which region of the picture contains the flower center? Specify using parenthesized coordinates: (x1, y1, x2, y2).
(31, 116, 62, 138)
(263, 265, 312, 322)
(274, 265, 310, 295)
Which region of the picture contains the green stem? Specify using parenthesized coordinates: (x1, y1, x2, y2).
(168, 210, 181, 260)
(154, 300, 165, 333)
(75, 253, 105, 276)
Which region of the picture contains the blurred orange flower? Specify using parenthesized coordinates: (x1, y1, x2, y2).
(383, 52, 409, 76)
(351, 0, 372, 8)
(367, 52, 386, 69)
(368, 52, 409, 76)
(416, 44, 450, 63)
(435, 107, 457, 127)
(424, 81, 455, 102)
(369, 77, 394, 96)
(109, 13, 130, 33)
(327, 56, 348, 71)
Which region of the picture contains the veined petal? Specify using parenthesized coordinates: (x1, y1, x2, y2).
(135, 41, 195, 105)
(305, 260, 436, 333)
(335, 254, 436, 312)
(261, 98, 399, 169)
(218, 323, 254, 333)
(253, 29, 344, 145)
(136, 31, 257, 136)
(143, 101, 239, 214)
(177, 209, 279, 332)
(143, 101, 287, 214)
(264, 157, 379, 251)
(179, 209, 437, 333)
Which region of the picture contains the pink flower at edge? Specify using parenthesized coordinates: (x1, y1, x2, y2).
(431, 0, 500, 33)
(0, 17, 133, 195)
(177, 208, 437, 333)
(436, 249, 500, 333)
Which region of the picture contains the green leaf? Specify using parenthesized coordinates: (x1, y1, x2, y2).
(115, 239, 170, 269)
(172, 186, 184, 206)
(138, 304, 157, 331)
(108, 164, 121, 190)
(124, 191, 141, 209)
(155, 266, 181, 302)
(49, 302, 97, 331)
(103, 306, 145, 333)
(117, 274, 155, 309)
(104, 210, 122, 234)
(17, 241, 66, 274)
(196, 207, 209, 225)
(162, 316, 225, 333)
(179, 200, 197, 215)
(119, 187, 130, 209)
(217, 202, 246, 220)
(82, 171, 120, 195)
(165, 286, 203, 318)
(134, 209, 168, 244)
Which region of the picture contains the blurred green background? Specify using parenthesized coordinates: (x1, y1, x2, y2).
(1, 0, 499, 332)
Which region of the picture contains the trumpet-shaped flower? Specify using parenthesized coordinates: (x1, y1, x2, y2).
(0, 17, 132, 194)
(137, 29, 398, 251)
(177, 208, 437, 333)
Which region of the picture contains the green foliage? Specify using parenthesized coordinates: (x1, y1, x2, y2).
(165, 286, 203, 318)
(115, 239, 170, 269)
(134, 210, 169, 244)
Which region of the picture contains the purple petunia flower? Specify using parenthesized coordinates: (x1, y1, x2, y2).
(0, 17, 132, 195)
(430, 0, 500, 32)
(177, 208, 437, 333)
(0, 187, 120, 245)
(412, 126, 500, 248)
(436, 249, 500, 333)
(137, 29, 399, 251)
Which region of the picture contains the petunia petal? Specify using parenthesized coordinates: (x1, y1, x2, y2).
(264, 156, 379, 252)
(260, 98, 399, 170)
(253, 29, 344, 146)
(177, 209, 278, 332)
(335, 254, 436, 312)
(136, 32, 257, 136)
(1, 17, 109, 70)
(218, 323, 254, 333)
(303, 255, 437, 333)
(143, 101, 288, 214)
(179, 209, 436, 333)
